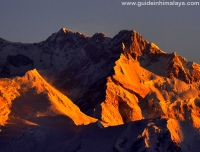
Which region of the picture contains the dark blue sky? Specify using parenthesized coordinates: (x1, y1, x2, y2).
(0, 0, 200, 63)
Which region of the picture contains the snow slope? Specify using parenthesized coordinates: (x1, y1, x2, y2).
(0, 69, 96, 126)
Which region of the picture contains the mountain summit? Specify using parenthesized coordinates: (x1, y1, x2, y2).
(0, 28, 200, 152)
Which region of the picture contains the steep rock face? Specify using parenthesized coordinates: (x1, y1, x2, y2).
(98, 54, 149, 126)
(112, 30, 148, 59)
(95, 53, 200, 129)
(139, 49, 200, 84)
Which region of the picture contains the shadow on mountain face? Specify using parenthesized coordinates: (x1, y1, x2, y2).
(75, 78, 107, 116)
(0, 72, 29, 78)
(0, 54, 34, 78)
(0, 88, 91, 150)
(5, 86, 92, 129)
(0, 117, 185, 152)
(49, 37, 124, 114)
(0, 115, 83, 152)
(0, 94, 85, 150)
(8, 90, 52, 120)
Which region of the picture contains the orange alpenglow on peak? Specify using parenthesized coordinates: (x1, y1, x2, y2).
(0, 69, 97, 126)
(150, 42, 160, 49)
(62, 27, 67, 33)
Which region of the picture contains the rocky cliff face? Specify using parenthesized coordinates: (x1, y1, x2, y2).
(0, 28, 200, 152)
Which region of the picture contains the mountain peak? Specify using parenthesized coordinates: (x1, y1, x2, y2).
(91, 32, 107, 38)
(62, 27, 67, 33)
(57, 27, 71, 34)
(150, 42, 160, 50)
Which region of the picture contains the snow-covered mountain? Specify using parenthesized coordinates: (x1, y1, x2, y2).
(0, 28, 200, 152)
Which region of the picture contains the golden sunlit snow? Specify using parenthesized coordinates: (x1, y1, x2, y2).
(0, 69, 96, 126)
